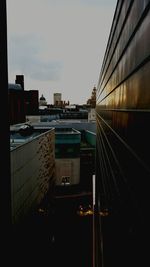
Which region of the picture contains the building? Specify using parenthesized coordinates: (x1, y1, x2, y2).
(24, 90, 39, 115)
(80, 130, 96, 190)
(9, 75, 39, 124)
(55, 128, 81, 186)
(86, 86, 96, 122)
(15, 75, 24, 90)
(86, 86, 96, 108)
(53, 93, 70, 108)
(88, 108, 96, 122)
(95, 0, 150, 266)
(39, 94, 47, 106)
(9, 83, 26, 125)
(10, 124, 55, 224)
(9, 84, 39, 124)
(28, 121, 96, 190)
(53, 93, 62, 106)
(28, 120, 96, 133)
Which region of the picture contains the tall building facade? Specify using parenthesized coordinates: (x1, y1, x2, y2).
(95, 0, 150, 266)
(55, 128, 81, 186)
(53, 93, 62, 106)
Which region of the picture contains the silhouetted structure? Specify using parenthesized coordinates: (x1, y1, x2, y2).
(9, 84, 25, 124)
(15, 75, 24, 90)
(24, 90, 39, 115)
(87, 86, 96, 108)
(9, 76, 39, 124)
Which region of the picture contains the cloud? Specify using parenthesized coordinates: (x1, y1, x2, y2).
(7, 0, 117, 104)
(8, 34, 63, 81)
(30, 61, 63, 81)
(41, 0, 117, 7)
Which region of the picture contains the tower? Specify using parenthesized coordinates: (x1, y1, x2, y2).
(54, 93, 62, 106)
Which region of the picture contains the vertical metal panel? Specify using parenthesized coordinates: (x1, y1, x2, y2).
(96, 0, 150, 266)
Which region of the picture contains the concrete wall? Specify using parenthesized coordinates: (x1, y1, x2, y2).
(55, 158, 80, 185)
(11, 129, 55, 224)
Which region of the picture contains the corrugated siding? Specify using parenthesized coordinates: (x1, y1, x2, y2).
(95, 0, 150, 266)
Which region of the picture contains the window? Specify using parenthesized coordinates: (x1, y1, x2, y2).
(61, 176, 70, 185)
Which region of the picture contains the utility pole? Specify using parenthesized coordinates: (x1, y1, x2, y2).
(0, 0, 12, 242)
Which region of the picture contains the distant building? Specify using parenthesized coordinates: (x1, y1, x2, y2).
(9, 83, 39, 124)
(15, 75, 24, 90)
(9, 75, 39, 124)
(54, 93, 62, 106)
(88, 108, 96, 122)
(9, 83, 26, 125)
(24, 90, 39, 115)
(55, 128, 81, 186)
(53, 93, 69, 107)
(87, 86, 96, 108)
(39, 94, 47, 106)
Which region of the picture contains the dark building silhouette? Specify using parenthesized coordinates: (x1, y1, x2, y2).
(15, 74, 24, 90)
(9, 75, 25, 124)
(9, 80, 39, 124)
(9, 83, 25, 125)
(87, 86, 96, 108)
(95, 0, 150, 266)
(24, 90, 39, 115)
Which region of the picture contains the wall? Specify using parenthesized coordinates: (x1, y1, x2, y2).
(26, 115, 41, 123)
(11, 129, 55, 224)
(55, 158, 80, 185)
(88, 108, 96, 122)
(96, 0, 150, 266)
(85, 131, 96, 147)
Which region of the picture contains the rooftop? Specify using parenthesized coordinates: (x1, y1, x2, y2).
(10, 124, 54, 150)
(8, 83, 22, 90)
(55, 127, 80, 135)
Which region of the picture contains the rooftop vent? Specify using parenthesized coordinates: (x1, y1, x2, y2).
(19, 124, 34, 136)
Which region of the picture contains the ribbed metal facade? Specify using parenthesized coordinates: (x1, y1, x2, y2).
(95, 0, 150, 266)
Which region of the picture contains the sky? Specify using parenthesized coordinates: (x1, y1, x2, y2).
(7, 0, 117, 105)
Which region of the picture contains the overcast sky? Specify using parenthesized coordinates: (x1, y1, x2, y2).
(7, 0, 117, 105)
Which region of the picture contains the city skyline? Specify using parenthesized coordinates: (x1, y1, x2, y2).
(7, 0, 117, 104)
